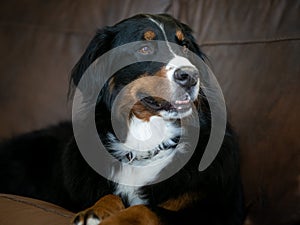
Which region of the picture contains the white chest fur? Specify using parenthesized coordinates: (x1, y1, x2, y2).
(125, 116, 180, 152)
(109, 116, 182, 205)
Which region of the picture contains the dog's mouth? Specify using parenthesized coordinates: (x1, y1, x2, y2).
(138, 92, 192, 115)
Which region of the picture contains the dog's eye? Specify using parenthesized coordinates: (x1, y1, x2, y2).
(182, 40, 189, 48)
(182, 45, 189, 54)
(181, 41, 190, 54)
(138, 45, 153, 55)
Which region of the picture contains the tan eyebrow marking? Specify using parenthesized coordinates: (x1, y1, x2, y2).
(176, 30, 185, 41)
(144, 30, 156, 40)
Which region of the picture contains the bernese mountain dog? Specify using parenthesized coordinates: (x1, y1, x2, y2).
(0, 14, 245, 225)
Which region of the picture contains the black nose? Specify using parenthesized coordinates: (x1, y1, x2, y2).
(173, 66, 199, 88)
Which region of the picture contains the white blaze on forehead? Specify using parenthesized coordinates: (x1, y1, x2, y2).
(147, 16, 197, 81)
(147, 16, 176, 56)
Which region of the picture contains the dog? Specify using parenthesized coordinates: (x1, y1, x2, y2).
(0, 14, 245, 225)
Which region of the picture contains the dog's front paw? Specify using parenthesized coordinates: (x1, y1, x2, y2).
(100, 205, 160, 225)
(71, 194, 125, 225)
(72, 210, 102, 225)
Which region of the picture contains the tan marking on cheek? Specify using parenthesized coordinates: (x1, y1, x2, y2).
(132, 73, 172, 120)
(129, 77, 160, 121)
(115, 71, 173, 122)
(176, 30, 185, 42)
(144, 30, 156, 40)
(131, 102, 158, 121)
(154, 67, 167, 78)
(112, 78, 157, 122)
(159, 192, 202, 211)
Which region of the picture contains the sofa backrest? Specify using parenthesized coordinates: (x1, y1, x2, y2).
(0, 1, 299, 224)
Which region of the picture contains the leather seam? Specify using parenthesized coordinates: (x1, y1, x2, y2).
(0, 195, 73, 218)
(199, 36, 300, 47)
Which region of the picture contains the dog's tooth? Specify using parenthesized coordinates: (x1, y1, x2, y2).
(126, 152, 134, 163)
(129, 152, 137, 163)
(175, 99, 190, 104)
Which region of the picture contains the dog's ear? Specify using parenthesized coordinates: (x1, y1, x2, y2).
(70, 27, 115, 87)
(186, 33, 206, 60)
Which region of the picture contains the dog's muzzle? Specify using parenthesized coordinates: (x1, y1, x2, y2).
(173, 66, 199, 91)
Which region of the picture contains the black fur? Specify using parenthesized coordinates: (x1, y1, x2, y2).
(0, 14, 245, 224)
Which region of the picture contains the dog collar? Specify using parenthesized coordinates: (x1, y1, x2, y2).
(124, 137, 179, 163)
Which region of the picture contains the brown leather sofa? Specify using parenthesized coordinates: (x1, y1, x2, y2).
(0, 1, 299, 225)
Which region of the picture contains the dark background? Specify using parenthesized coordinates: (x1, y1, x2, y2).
(0, 1, 299, 224)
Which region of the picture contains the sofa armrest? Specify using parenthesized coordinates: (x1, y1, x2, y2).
(0, 194, 74, 225)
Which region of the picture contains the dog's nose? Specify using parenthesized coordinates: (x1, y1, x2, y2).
(173, 66, 199, 89)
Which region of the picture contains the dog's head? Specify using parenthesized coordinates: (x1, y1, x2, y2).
(71, 14, 208, 164)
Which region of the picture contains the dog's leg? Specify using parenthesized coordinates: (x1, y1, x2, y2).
(71, 194, 125, 225)
(100, 205, 161, 225)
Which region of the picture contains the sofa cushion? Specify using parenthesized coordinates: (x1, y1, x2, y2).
(0, 194, 74, 225)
